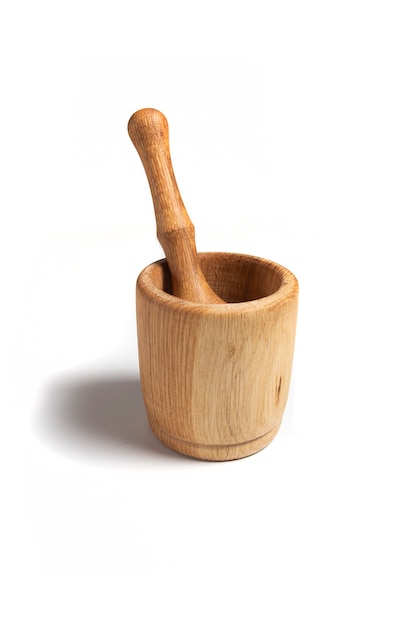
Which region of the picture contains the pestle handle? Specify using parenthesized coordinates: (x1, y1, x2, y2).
(128, 108, 224, 304)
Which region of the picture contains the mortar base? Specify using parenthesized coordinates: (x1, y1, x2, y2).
(148, 419, 282, 461)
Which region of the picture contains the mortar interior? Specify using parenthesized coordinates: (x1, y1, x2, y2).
(145, 252, 286, 303)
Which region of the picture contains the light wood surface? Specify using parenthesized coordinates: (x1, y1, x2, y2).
(128, 108, 224, 304)
(136, 252, 298, 461)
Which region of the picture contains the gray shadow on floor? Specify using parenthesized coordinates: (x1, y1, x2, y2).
(38, 372, 187, 461)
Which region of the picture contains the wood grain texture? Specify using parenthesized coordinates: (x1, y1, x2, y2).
(136, 252, 298, 461)
(128, 108, 224, 304)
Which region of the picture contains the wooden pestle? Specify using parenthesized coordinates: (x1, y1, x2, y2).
(128, 108, 224, 304)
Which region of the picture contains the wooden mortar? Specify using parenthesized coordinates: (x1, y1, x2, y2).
(129, 108, 298, 461)
(136, 252, 298, 461)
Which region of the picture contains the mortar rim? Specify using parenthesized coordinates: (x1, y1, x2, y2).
(136, 252, 298, 313)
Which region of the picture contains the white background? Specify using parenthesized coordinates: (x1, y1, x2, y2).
(1, 1, 416, 624)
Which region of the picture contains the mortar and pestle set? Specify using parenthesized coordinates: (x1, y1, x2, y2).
(128, 108, 298, 461)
